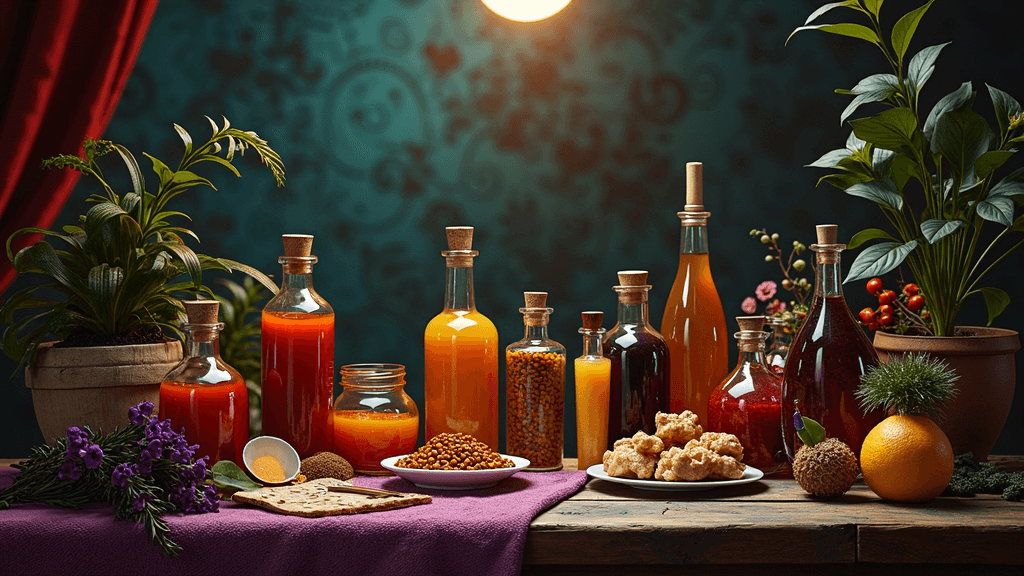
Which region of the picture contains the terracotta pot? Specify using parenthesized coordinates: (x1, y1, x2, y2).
(25, 340, 182, 442)
(873, 327, 1020, 462)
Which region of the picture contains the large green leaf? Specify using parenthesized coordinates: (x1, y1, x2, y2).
(145, 153, 175, 189)
(920, 218, 963, 244)
(889, 153, 918, 192)
(986, 84, 1022, 141)
(907, 42, 950, 94)
(924, 82, 974, 139)
(787, 23, 881, 47)
(860, 0, 883, 17)
(841, 89, 895, 125)
(975, 196, 1015, 226)
(847, 227, 897, 250)
(975, 150, 1015, 180)
(803, 1, 865, 25)
(845, 180, 904, 211)
(850, 108, 919, 152)
(989, 167, 1024, 198)
(845, 240, 918, 283)
(112, 143, 146, 198)
(87, 264, 124, 325)
(977, 287, 1010, 326)
(806, 148, 853, 168)
(12, 242, 89, 298)
(933, 108, 993, 183)
(158, 241, 203, 289)
(890, 0, 934, 63)
(200, 255, 278, 294)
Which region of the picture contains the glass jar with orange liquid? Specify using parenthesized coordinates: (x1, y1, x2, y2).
(262, 234, 335, 458)
(160, 300, 248, 464)
(332, 364, 419, 474)
(575, 311, 610, 470)
(424, 226, 499, 450)
(660, 161, 729, 425)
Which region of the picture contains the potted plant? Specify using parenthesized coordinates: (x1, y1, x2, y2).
(0, 117, 284, 442)
(789, 1, 1022, 460)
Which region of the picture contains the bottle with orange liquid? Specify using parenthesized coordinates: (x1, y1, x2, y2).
(575, 311, 610, 470)
(160, 300, 248, 464)
(660, 161, 729, 425)
(332, 364, 419, 474)
(424, 226, 499, 450)
(261, 234, 335, 458)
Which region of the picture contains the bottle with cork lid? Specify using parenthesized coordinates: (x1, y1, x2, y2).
(160, 300, 248, 464)
(781, 224, 883, 461)
(575, 311, 611, 470)
(707, 316, 787, 474)
(423, 226, 499, 451)
(603, 270, 670, 445)
(506, 292, 566, 471)
(659, 161, 729, 427)
(261, 234, 336, 458)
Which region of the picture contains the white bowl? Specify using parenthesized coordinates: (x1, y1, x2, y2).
(380, 454, 530, 490)
(242, 436, 300, 484)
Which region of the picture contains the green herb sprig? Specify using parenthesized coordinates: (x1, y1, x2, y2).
(856, 352, 958, 416)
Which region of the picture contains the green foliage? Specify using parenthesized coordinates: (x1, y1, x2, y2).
(211, 460, 262, 493)
(795, 414, 826, 447)
(942, 453, 1024, 501)
(212, 276, 269, 436)
(856, 352, 958, 416)
(790, 2, 1024, 335)
(1, 117, 284, 370)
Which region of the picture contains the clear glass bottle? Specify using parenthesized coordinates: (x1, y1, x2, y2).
(781, 225, 884, 459)
(708, 316, 786, 473)
(160, 300, 248, 464)
(506, 292, 565, 471)
(333, 364, 419, 475)
(261, 234, 335, 459)
(604, 270, 670, 445)
(424, 226, 499, 450)
(660, 162, 729, 426)
(575, 311, 610, 470)
(766, 317, 792, 376)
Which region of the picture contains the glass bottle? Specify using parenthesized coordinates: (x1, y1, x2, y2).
(575, 311, 610, 470)
(766, 317, 792, 376)
(781, 225, 884, 459)
(604, 270, 670, 445)
(708, 316, 786, 473)
(332, 364, 419, 475)
(660, 162, 729, 426)
(506, 292, 565, 471)
(424, 226, 499, 450)
(261, 234, 335, 459)
(160, 300, 248, 464)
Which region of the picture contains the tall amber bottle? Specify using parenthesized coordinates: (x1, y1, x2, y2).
(781, 225, 884, 459)
(660, 162, 729, 424)
(261, 234, 335, 458)
(424, 226, 499, 450)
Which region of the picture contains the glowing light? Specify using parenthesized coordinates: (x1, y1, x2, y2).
(482, 0, 572, 23)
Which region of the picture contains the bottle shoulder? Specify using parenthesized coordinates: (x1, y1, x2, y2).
(264, 287, 333, 315)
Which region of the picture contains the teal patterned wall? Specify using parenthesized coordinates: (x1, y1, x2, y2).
(3, 0, 1023, 456)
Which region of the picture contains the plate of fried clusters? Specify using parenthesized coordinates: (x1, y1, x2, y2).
(381, 432, 530, 490)
(586, 411, 763, 491)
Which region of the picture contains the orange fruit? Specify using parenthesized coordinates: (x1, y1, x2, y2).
(860, 415, 954, 502)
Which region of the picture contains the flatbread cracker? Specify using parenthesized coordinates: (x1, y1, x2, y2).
(232, 477, 431, 517)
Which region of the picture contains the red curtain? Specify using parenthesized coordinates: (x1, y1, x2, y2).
(0, 0, 158, 292)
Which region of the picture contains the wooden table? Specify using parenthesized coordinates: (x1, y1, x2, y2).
(523, 457, 1024, 576)
(4, 457, 1023, 574)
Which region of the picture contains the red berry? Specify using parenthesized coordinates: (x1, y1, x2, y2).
(879, 313, 896, 327)
(868, 321, 879, 331)
(858, 308, 876, 323)
(903, 283, 920, 297)
(879, 304, 895, 316)
(866, 278, 883, 295)
(878, 290, 897, 306)
(908, 294, 925, 312)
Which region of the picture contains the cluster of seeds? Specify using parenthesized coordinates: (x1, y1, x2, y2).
(506, 350, 564, 469)
(395, 432, 514, 470)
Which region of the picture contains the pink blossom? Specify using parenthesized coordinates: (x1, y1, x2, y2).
(766, 299, 786, 315)
(755, 280, 777, 302)
(741, 297, 757, 314)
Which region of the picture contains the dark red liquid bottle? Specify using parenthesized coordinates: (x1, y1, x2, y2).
(781, 225, 884, 459)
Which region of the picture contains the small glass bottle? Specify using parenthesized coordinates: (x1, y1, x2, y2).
(781, 225, 885, 459)
(506, 292, 566, 471)
(708, 316, 786, 473)
(424, 226, 499, 450)
(261, 234, 335, 459)
(766, 317, 792, 376)
(160, 300, 248, 464)
(604, 270, 670, 444)
(332, 364, 419, 475)
(575, 311, 610, 470)
(660, 162, 729, 425)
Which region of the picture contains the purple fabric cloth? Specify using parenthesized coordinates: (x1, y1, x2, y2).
(0, 466, 586, 576)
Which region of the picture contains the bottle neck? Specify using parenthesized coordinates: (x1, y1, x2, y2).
(813, 245, 844, 298)
(616, 301, 649, 326)
(735, 334, 769, 367)
(580, 330, 605, 357)
(679, 222, 709, 255)
(185, 327, 222, 359)
(524, 324, 549, 341)
(444, 266, 476, 311)
(280, 257, 316, 291)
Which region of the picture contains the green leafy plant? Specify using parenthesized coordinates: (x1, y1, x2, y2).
(1, 117, 284, 368)
(789, 1, 1024, 336)
(856, 352, 958, 416)
(212, 276, 269, 436)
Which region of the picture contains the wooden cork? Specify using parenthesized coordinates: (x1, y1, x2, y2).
(581, 311, 604, 331)
(183, 300, 219, 324)
(616, 270, 648, 286)
(615, 270, 649, 305)
(282, 234, 313, 257)
(815, 224, 840, 264)
(816, 224, 838, 245)
(736, 316, 766, 332)
(524, 292, 548, 308)
(446, 226, 473, 250)
(685, 162, 704, 211)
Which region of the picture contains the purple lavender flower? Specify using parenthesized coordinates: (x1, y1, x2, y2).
(793, 411, 804, 431)
(82, 444, 104, 469)
(111, 463, 135, 488)
(127, 402, 154, 426)
(143, 439, 164, 459)
(136, 451, 154, 475)
(66, 426, 89, 455)
(58, 458, 81, 481)
(132, 493, 152, 512)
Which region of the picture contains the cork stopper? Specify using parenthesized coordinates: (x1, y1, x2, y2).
(521, 291, 552, 327)
(614, 270, 651, 305)
(581, 311, 604, 331)
(282, 234, 313, 257)
(815, 224, 838, 245)
(183, 300, 219, 325)
(685, 162, 704, 210)
(736, 316, 766, 332)
(446, 226, 473, 250)
(617, 270, 648, 286)
(524, 292, 548, 308)
(813, 224, 842, 264)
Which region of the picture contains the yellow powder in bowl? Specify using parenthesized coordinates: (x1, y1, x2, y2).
(251, 455, 287, 483)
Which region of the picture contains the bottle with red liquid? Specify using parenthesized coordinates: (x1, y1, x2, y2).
(781, 225, 884, 459)
(262, 234, 335, 458)
(604, 270, 670, 445)
(160, 300, 248, 464)
(708, 315, 786, 473)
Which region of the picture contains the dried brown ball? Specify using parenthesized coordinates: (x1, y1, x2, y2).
(300, 452, 354, 481)
(792, 437, 859, 498)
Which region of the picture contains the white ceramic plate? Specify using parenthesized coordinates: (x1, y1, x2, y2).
(380, 455, 531, 490)
(586, 463, 764, 491)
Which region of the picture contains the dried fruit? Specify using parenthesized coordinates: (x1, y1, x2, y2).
(300, 452, 354, 481)
(791, 413, 859, 497)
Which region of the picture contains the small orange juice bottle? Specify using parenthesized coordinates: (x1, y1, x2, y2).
(575, 311, 610, 470)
